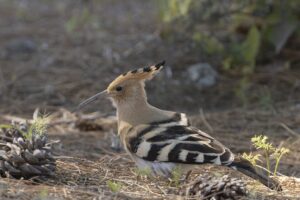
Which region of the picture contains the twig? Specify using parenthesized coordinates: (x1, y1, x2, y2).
(0, 115, 32, 124)
(156, 185, 168, 195)
(47, 119, 75, 126)
(184, 170, 192, 182)
(114, 178, 162, 197)
(48, 112, 114, 126)
(278, 123, 299, 137)
(54, 156, 75, 159)
(98, 168, 109, 184)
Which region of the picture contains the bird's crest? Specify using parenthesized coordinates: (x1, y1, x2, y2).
(108, 61, 165, 89)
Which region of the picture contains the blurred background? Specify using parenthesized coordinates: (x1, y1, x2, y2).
(0, 0, 299, 116)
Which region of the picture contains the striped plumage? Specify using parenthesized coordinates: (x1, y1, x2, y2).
(78, 61, 281, 191)
(124, 113, 234, 165)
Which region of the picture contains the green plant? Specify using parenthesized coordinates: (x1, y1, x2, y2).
(0, 115, 57, 179)
(107, 180, 122, 193)
(134, 167, 151, 178)
(25, 116, 48, 140)
(38, 188, 49, 200)
(0, 124, 13, 130)
(242, 152, 261, 166)
(226, 25, 261, 75)
(170, 166, 182, 187)
(157, 0, 300, 77)
(193, 32, 224, 55)
(0, 114, 48, 140)
(157, 0, 192, 23)
(272, 147, 290, 176)
(244, 134, 290, 176)
(251, 135, 275, 175)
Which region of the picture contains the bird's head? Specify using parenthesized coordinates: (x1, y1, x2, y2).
(76, 61, 165, 110)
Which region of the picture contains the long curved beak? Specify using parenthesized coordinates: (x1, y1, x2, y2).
(74, 90, 108, 112)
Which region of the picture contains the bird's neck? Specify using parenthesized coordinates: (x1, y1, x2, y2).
(116, 97, 174, 127)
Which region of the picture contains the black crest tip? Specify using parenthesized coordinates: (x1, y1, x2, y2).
(131, 69, 138, 74)
(143, 67, 151, 72)
(155, 60, 165, 70)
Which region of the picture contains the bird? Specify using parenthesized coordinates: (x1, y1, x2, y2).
(77, 61, 281, 191)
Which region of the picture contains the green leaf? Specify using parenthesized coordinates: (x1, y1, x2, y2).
(222, 57, 233, 71)
(107, 180, 122, 193)
(192, 32, 224, 55)
(0, 124, 13, 129)
(157, 0, 192, 22)
(242, 152, 262, 166)
(134, 167, 151, 177)
(240, 26, 261, 72)
(65, 16, 78, 33)
(170, 166, 182, 187)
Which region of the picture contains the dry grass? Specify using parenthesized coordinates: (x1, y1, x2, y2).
(0, 156, 299, 199)
(1, 106, 300, 200)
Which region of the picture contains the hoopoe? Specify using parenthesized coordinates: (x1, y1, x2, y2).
(77, 61, 281, 191)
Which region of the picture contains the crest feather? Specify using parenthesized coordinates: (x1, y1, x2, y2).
(108, 61, 165, 89)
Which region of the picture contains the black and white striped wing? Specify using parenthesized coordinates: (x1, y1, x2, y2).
(149, 113, 190, 127)
(126, 125, 234, 165)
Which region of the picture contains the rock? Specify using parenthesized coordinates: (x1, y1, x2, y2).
(186, 63, 218, 89)
(4, 38, 37, 60)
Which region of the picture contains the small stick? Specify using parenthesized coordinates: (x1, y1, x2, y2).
(279, 123, 298, 137)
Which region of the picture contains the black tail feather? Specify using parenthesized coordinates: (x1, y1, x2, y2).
(229, 157, 282, 191)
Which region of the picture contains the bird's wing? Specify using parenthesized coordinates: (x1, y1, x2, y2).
(126, 123, 234, 165)
(149, 112, 190, 127)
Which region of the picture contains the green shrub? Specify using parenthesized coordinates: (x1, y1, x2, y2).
(242, 134, 290, 176)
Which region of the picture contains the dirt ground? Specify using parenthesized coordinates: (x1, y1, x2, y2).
(0, 0, 300, 199)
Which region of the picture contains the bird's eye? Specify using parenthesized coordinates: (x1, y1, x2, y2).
(116, 86, 123, 91)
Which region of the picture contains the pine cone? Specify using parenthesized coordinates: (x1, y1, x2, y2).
(0, 121, 57, 179)
(181, 174, 248, 200)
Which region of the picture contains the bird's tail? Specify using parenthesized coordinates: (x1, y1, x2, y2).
(228, 157, 282, 191)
